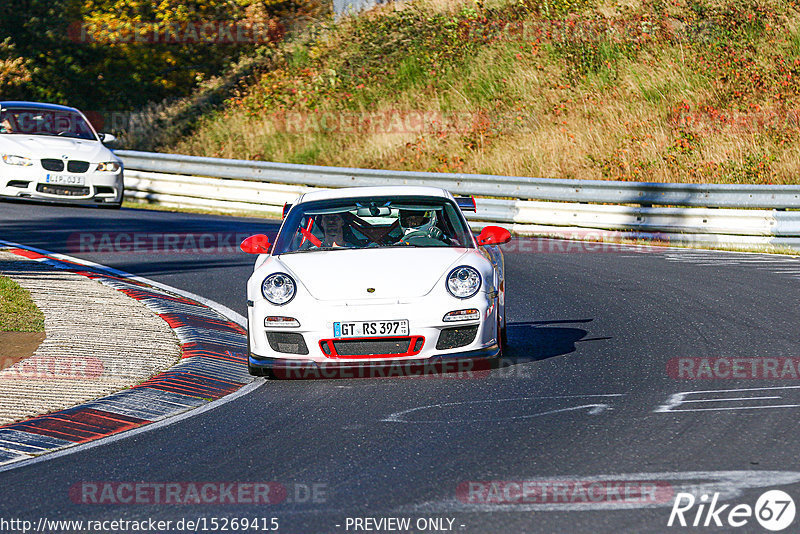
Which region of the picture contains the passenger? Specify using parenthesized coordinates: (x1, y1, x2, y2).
(0, 114, 14, 134)
(319, 213, 361, 248)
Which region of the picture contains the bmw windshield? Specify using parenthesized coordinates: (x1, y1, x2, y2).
(273, 196, 475, 254)
(0, 107, 98, 140)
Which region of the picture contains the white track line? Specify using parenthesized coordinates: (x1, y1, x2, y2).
(0, 239, 260, 473)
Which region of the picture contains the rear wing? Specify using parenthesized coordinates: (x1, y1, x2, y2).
(455, 196, 476, 212)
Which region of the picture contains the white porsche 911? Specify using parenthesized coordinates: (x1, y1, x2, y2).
(0, 101, 123, 207)
(241, 186, 511, 377)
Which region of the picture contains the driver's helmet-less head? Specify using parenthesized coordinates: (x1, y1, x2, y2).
(399, 209, 435, 233)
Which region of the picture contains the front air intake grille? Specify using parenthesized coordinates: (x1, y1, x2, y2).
(6, 180, 29, 188)
(36, 184, 89, 196)
(333, 338, 412, 356)
(436, 325, 479, 350)
(320, 336, 425, 359)
(266, 332, 309, 355)
(41, 159, 64, 171)
(67, 160, 90, 173)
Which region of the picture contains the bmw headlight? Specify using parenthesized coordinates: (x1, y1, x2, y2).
(96, 161, 121, 172)
(2, 155, 32, 166)
(262, 273, 296, 305)
(446, 266, 481, 299)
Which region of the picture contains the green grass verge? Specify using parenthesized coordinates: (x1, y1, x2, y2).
(0, 276, 45, 332)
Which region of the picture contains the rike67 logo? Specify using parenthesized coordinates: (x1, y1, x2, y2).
(668, 490, 795, 531)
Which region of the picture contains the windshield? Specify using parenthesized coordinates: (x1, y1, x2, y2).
(273, 196, 475, 255)
(0, 107, 98, 140)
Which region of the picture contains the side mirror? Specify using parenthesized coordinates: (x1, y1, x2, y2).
(476, 226, 511, 246)
(99, 133, 117, 144)
(240, 234, 271, 254)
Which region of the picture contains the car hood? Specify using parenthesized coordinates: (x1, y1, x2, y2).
(277, 247, 470, 300)
(0, 135, 114, 162)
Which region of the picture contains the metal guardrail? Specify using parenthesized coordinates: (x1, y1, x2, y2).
(117, 150, 800, 250)
(117, 150, 800, 209)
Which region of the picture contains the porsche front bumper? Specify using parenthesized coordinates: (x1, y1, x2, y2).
(248, 344, 501, 378)
(247, 292, 501, 375)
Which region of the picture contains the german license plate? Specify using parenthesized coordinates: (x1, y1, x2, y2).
(45, 174, 85, 185)
(334, 319, 409, 338)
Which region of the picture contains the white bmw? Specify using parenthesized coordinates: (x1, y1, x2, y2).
(0, 101, 123, 207)
(241, 186, 511, 378)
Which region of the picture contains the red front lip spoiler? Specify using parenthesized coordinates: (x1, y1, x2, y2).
(319, 335, 425, 359)
(247, 344, 501, 379)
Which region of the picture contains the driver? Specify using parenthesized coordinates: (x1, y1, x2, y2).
(396, 209, 444, 244)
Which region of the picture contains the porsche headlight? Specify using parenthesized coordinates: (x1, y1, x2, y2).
(96, 161, 121, 172)
(262, 273, 296, 305)
(446, 266, 481, 299)
(2, 155, 32, 166)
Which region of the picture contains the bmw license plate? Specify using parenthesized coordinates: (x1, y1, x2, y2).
(334, 320, 409, 338)
(45, 174, 85, 185)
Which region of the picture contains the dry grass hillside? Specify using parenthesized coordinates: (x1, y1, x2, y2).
(162, 0, 800, 183)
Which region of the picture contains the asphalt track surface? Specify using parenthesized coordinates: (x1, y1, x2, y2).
(2, 200, 800, 534)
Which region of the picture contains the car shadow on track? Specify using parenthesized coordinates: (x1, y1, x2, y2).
(499, 319, 610, 369)
(260, 322, 604, 381)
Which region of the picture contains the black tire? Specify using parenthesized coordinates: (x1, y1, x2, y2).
(496, 315, 504, 357)
(247, 319, 275, 378)
(246, 317, 262, 376)
(250, 365, 279, 379)
(501, 315, 508, 346)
